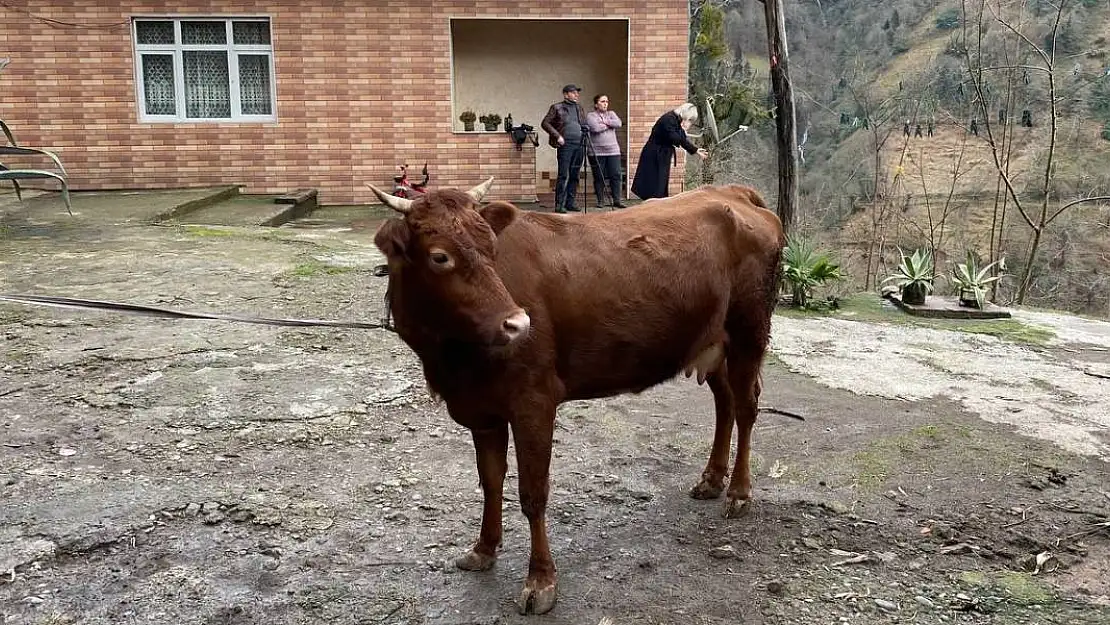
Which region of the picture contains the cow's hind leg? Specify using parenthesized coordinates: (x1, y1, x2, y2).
(690, 365, 735, 500)
(723, 353, 764, 519)
(456, 424, 509, 571)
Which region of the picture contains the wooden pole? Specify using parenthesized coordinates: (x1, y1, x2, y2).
(762, 0, 799, 233)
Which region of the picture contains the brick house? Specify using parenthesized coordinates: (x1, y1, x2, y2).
(0, 2, 691, 206)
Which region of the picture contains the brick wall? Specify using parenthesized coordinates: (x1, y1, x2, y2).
(0, 1, 689, 205)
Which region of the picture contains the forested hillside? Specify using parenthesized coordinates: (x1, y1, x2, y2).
(693, 0, 1110, 317)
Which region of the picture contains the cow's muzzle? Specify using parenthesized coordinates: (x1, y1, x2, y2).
(493, 309, 531, 346)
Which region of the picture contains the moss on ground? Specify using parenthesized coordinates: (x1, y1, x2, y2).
(289, 259, 356, 278)
(777, 292, 1055, 346)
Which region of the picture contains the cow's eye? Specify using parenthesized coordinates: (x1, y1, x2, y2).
(428, 248, 454, 271)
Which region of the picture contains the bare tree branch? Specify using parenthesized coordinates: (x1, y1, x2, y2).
(1049, 196, 1110, 225)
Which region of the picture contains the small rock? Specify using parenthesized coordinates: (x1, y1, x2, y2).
(821, 501, 850, 515)
(931, 522, 958, 540)
(709, 544, 738, 559)
(185, 502, 201, 516)
(228, 507, 255, 523)
(939, 543, 975, 555)
(915, 595, 935, 609)
(23, 596, 45, 604)
(58, 448, 77, 457)
(203, 511, 226, 525)
(874, 599, 898, 612)
(202, 501, 221, 513)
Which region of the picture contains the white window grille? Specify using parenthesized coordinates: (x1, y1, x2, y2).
(133, 17, 276, 122)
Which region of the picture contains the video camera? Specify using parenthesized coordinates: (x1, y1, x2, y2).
(507, 123, 539, 150)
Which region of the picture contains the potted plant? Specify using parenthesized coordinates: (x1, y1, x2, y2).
(780, 233, 843, 308)
(882, 247, 935, 305)
(950, 250, 1005, 309)
(459, 110, 476, 132)
(479, 113, 501, 132)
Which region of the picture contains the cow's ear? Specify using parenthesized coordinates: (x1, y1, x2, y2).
(478, 201, 518, 235)
(374, 218, 410, 260)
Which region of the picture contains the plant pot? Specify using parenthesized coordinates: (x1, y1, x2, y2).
(463, 122, 475, 132)
(483, 123, 499, 132)
(958, 288, 982, 308)
(901, 282, 928, 305)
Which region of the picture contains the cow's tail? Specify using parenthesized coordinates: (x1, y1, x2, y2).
(745, 186, 784, 319)
(766, 230, 785, 318)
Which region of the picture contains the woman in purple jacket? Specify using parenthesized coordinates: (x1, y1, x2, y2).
(585, 94, 626, 208)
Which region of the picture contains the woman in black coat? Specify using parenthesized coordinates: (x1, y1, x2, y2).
(631, 103, 709, 200)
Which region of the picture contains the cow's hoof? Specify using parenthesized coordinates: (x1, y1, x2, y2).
(455, 549, 497, 571)
(722, 495, 751, 519)
(516, 579, 558, 615)
(689, 477, 725, 500)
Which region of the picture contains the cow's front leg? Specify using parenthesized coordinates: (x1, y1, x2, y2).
(511, 415, 558, 615)
(456, 424, 509, 571)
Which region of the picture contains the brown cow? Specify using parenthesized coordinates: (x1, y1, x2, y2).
(367, 178, 784, 615)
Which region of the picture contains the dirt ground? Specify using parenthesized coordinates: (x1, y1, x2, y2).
(2, 189, 1110, 625)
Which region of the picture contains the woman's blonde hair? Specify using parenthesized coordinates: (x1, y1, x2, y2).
(673, 102, 699, 122)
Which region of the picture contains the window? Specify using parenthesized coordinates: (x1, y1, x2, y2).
(133, 17, 276, 122)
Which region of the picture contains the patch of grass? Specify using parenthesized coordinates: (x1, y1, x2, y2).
(912, 424, 942, 439)
(952, 423, 973, 438)
(851, 448, 891, 488)
(956, 319, 1054, 345)
(777, 292, 1056, 346)
(289, 259, 356, 278)
(840, 422, 1005, 489)
(182, 225, 237, 238)
(958, 570, 1056, 606)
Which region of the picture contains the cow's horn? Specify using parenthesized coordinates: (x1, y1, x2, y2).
(366, 183, 414, 214)
(466, 176, 495, 202)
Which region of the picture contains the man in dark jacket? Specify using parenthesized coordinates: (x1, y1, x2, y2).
(541, 84, 589, 213)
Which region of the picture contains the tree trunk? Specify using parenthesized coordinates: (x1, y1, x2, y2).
(763, 0, 799, 234)
(1017, 226, 1042, 303)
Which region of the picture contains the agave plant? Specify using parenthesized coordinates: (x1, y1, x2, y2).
(882, 247, 935, 305)
(780, 233, 843, 308)
(950, 250, 1005, 309)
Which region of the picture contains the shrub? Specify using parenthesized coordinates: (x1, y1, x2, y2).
(950, 250, 1005, 309)
(882, 248, 936, 304)
(935, 8, 960, 30)
(781, 233, 844, 308)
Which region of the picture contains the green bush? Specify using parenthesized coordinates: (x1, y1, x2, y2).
(781, 234, 844, 308)
(935, 8, 960, 30)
